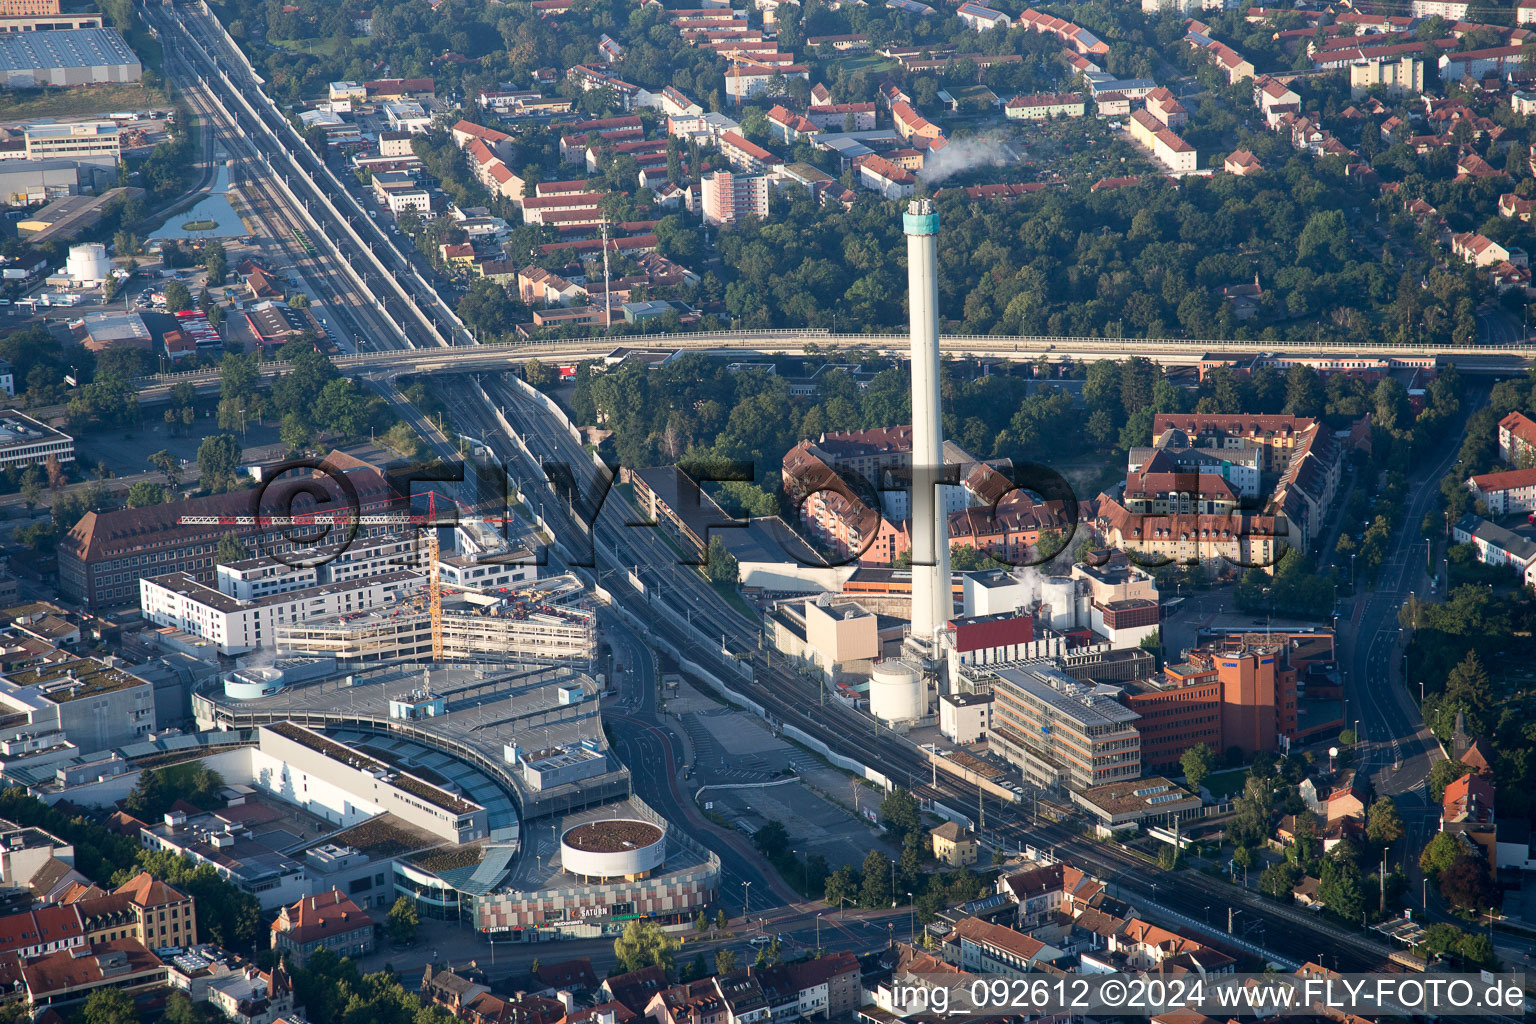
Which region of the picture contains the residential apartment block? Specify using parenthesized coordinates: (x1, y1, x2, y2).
(700, 170, 769, 226)
(1467, 467, 1536, 515)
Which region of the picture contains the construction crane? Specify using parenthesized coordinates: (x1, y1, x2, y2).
(179, 493, 510, 662)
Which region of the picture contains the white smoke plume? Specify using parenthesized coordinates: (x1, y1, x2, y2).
(1009, 565, 1044, 612)
(918, 133, 1014, 183)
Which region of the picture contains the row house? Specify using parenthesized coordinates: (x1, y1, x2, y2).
(1096, 499, 1285, 572)
(713, 44, 795, 65)
(567, 65, 650, 110)
(1121, 467, 1240, 516)
(943, 916, 1067, 977)
(1316, 29, 1415, 56)
(520, 192, 605, 226)
(720, 131, 780, 174)
(1467, 466, 1536, 515)
(660, 86, 702, 118)
(956, 2, 1009, 31)
(1003, 92, 1085, 119)
(587, 137, 667, 173)
(1440, 44, 1531, 83)
(1144, 87, 1188, 128)
(725, 63, 810, 105)
(466, 139, 525, 202)
(450, 119, 511, 159)
(1128, 110, 1197, 174)
(891, 100, 944, 144)
(1267, 425, 1342, 557)
(1151, 413, 1319, 472)
(855, 153, 917, 200)
(535, 177, 600, 198)
(559, 117, 644, 163)
(1017, 8, 1109, 56)
(766, 105, 820, 143)
(1315, 39, 1450, 71)
(947, 500, 1072, 564)
(1334, 11, 1417, 31)
(1452, 513, 1536, 586)
(1501, 411, 1536, 466)
(805, 103, 876, 130)
(669, 111, 740, 145)
(807, 35, 870, 51)
(1187, 30, 1254, 84)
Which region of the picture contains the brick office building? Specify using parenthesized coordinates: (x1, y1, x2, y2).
(59, 452, 403, 610)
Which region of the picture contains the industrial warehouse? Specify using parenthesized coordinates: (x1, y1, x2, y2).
(0, 27, 140, 87)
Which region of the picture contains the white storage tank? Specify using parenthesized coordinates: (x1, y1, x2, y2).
(869, 660, 925, 724)
(66, 243, 110, 285)
(1038, 575, 1078, 631)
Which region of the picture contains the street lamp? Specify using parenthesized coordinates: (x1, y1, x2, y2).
(907, 892, 915, 942)
(816, 912, 823, 956)
(743, 881, 751, 920)
(1329, 746, 1339, 773)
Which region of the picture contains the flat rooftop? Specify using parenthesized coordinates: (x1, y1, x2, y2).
(5, 657, 146, 702)
(0, 411, 69, 450)
(0, 29, 138, 72)
(563, 819, 661, 854)
(202, 662, 622, 819)
(268, 722, 479, 815)
(504, 798, 706, 894)
(988, 663, 1141, 729)
(147, 568, 426, 614)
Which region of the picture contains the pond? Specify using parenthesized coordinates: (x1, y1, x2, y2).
(147, 158, 248, 240)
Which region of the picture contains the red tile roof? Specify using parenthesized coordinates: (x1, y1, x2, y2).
(1469, 466, 1536, 492)
(0, 906, 83, 956)
(272, 890, 370, 946)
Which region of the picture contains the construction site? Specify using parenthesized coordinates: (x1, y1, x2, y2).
(272, 574, 596, 664)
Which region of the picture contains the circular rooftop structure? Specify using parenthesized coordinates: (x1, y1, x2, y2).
(561, 819, 665, 881)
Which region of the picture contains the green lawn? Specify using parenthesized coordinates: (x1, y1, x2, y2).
(271, 36, 367, 57)
(0, 82, 169, 121)
(1203, 769, 1248, 798)
(820, 53, 898, 76)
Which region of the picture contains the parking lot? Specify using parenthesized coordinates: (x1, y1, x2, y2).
(675, 683, 901, 874)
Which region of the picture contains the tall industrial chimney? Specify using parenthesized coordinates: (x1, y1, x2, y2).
(904, 197, 951, 647)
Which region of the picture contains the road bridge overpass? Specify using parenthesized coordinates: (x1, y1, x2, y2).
(28, 330, 1526, 424)
(116, 329, 1533, 406)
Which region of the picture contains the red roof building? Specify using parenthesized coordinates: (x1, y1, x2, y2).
(270, 890, 373, 967)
